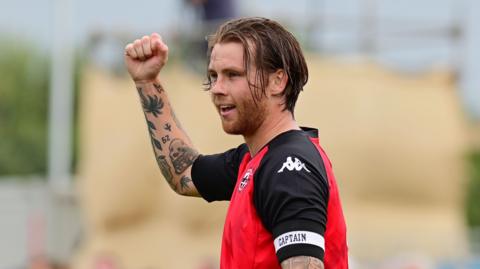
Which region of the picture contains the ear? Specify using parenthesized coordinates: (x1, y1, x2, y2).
(268, 69, 288, 96)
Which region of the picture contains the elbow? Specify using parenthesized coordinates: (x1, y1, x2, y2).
(173, 174, 196, 197)
(176, 189, 190, 196)
(165, 176, 187, 196)
(173, 184, 188, 196)
(166, 179, 185, 196)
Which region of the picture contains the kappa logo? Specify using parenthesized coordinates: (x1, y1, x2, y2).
(277, 157, 311, 173)
(238, 168, 253, 192)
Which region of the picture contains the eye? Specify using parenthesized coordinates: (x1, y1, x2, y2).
(209, 72, 218, 82)
(226, 71, 239, 78)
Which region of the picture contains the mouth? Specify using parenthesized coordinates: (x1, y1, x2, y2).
(218, 104, 236, 116)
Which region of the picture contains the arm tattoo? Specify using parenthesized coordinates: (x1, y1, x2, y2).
(157, 155, 175, 189)
(153, 83, 164, 94)
(147, 120, 162, 151)
(137, 84, 198, 195)
(281, 256, 324, 269)
(138, 87, 164, 117)
(180, 176, 192, 191)
(161, 135, 171, 144)
(168, 138, 198, 174)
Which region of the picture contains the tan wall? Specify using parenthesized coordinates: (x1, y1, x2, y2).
(73, 57, 469, 268)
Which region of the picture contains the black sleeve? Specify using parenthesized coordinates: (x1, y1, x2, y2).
(254, 150, 329, 263)
(191, 143, 248, 202)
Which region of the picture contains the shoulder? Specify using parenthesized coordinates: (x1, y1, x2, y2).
(253, 129, 330, 229)
(257, 130, 327, 183)
(252, 130, 331, 262)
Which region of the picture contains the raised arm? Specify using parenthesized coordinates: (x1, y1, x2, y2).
(124, 33, 200, 197)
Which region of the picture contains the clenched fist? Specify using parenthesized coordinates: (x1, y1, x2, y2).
(124, 33, 168, 83)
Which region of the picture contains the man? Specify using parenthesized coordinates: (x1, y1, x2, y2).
(124, 17, 348, 269)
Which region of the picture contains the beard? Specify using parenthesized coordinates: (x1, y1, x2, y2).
(220, 96, 267, 137)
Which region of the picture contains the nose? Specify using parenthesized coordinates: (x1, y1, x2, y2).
(210, 77, 227, 96)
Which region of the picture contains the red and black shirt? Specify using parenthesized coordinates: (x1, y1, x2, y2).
(191, 127, 348, 268)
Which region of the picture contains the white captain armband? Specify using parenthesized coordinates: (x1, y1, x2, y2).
(274, 231, 325, 252)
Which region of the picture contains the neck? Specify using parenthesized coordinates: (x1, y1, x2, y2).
(244, 111, 300, 156)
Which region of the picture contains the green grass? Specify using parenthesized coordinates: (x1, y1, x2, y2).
(0, 37, 82, 177)
(466, 150, 480, 227)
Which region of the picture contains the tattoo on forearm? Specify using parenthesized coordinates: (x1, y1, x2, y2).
(137, 86, 165, 151)
(168, 138, 198, 174)
(138, 87, 164, 117)
(161, 135, 171, 144)
(157, 155, 174, 188)
(153, 83, 164, 94)
(164, 123, 172, 132)
(146, 120, 162, 151)
(180, 176, 192, 191)
(281, 256, 324, 269)
(137, 84, 197, 193)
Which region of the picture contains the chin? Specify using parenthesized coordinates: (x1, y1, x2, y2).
(221, 123, 243, 135)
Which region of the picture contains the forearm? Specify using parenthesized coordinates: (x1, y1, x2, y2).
(281, 256, 324, 269)
(135, 79, 200, 196)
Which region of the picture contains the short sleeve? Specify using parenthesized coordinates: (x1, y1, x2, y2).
(191, 143, 248, 202)
(254, 149, 329, 263)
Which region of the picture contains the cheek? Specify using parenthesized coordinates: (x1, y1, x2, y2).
(237, 95, 258, 116)
(236, 83, 254, 102)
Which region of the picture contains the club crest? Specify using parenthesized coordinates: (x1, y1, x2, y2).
(238, 168, 253, 192)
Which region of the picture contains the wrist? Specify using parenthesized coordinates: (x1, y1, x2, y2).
(134, 76, 162, 87)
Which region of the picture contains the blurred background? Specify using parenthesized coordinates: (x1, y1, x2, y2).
(1, 0, 480, 268)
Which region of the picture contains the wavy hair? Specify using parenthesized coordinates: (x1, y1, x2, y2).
(205, 17, 309, 114)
